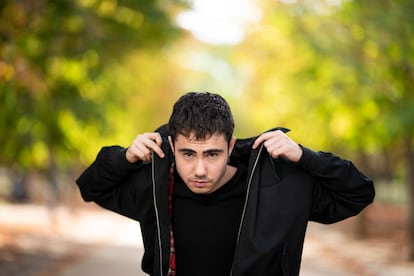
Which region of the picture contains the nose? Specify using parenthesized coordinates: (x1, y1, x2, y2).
(194, 158, 207, 177)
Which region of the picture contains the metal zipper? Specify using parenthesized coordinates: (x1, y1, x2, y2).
(229, 144, 264, 276)
(152, 151, 164, 276)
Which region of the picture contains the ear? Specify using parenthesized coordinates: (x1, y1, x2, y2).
(168, 136, 175, 153)
(228, 137, 236, 156)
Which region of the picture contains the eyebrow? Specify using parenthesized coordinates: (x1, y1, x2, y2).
(178, 148, 224, 154)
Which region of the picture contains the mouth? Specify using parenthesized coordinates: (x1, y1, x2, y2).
(191, 180, 210, 188)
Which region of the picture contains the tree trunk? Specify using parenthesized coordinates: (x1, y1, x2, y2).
(405, 135, 414, 260)
(47, 147, 59, 207)
(11, 170, 29, 203)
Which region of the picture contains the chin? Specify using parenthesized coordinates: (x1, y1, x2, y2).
(189, 186, 213, 195)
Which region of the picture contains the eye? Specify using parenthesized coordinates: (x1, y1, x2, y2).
(183, 152, 194, 159)
(208, 152, 219, 159)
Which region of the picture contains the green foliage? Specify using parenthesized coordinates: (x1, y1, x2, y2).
(0, 0, 183, 171)
(232, 0, 414, 159)
(2, 0, 414, 195)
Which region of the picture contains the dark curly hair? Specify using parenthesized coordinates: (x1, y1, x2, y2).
(168, 92, 234, 144)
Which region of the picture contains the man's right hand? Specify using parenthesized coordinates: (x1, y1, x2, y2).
(126, 132, 165, 163)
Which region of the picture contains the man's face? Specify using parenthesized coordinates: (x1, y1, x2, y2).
(169, 132, 236, 194)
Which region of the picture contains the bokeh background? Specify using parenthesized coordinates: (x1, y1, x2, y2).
(1, 0, 414, 275)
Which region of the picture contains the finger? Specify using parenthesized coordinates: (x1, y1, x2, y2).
(152, 133, 163, 147)
(265, 141, 281, 158)
(269, 148, 281, 159)
(253, 130, 284, 148)
(148, 141, 165, 158)
(126, 142, 150, 163)
(140, 133, 165, 158)
(133, 142, 152, 161)
(252, 132, 273, 149)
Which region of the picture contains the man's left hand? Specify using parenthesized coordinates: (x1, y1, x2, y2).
(252, 130, 303, 162)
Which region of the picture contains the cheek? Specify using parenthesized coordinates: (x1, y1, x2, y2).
(175, 158, 192, 177)
(209, 159, 228, 177)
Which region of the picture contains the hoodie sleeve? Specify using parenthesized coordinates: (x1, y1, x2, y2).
(297, 145, 375, 224)
(76, 146, 153, 221)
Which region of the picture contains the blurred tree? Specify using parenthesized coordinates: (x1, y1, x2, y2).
(289, 0, 414, 258)
(229, 0, 414, 257)
(346, 0, 414, 260)
(0, 0, 185, 202)
(245, 0, 414, 258)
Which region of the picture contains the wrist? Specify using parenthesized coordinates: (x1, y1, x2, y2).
(125, 147, 139, 163)
(292, 144, 303, 162)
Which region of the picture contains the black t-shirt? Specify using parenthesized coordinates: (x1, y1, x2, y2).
(172, 165, 247, 276)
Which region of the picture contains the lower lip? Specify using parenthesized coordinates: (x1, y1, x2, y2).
(193, 181, 208, 188)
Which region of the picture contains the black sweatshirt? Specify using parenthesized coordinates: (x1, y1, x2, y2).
(172, 166, 247, 276)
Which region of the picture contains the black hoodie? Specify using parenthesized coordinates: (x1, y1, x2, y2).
(76, 126, 375, 276)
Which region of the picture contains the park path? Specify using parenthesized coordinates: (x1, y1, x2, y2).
(1, 203, 414, 275)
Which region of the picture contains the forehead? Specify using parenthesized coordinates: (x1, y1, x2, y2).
(174, 133, 228, 149)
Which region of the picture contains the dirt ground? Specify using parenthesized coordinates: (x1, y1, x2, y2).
(0, 201, 413, 276)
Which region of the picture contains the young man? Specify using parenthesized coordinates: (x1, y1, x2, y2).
(76, 92, 375, 276)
